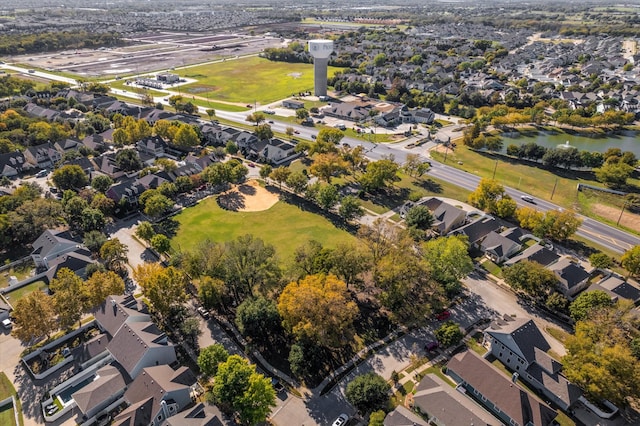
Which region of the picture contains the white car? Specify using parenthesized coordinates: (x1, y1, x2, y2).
(332, 414, 349, 426)
(520, 195, 535, 204)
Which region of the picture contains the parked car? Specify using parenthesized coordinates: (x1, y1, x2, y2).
(271, 377, 285, 393)
(435, 310, 450, 321)
(197, 307, 210, 319)
(332, 414, 349, 426)
(35, 169, 49, 178)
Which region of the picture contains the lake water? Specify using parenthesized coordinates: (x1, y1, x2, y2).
(500, 131, 640, 156)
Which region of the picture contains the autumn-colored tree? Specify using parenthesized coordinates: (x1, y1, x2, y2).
(468, 178, 515, 216)
(11, 289, 57, 344)
(99, 238, 129, 271)
(309, 152, 349, 182)
(621, 245, 640, 278)
(50, 268, 85, 329)
(133, 263, 188, 319)
(269, 166, 291, 190)
(278, 274, 357, 348)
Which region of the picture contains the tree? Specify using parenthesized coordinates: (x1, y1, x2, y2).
(197, 344, 229, 377)
(91, 175, 113, 193)
(345, 372, 390, 414)
(224, 234, 281, 301)
(91, 193, 115, 215)
(278, 274, 357, 348)
(503, 260, 558, 300)
(51, 165, 89, 191)
(317, 128, 345, 145)
(198, 276, 226, 311)
(245, 112, 266, 126)
(369, 410, 386, 426)
(310, 152, 348, 183)
(99, 238, 129, 271)
(435, 321, 463, 347)
(285, 126, 295, 139)
(134, 264, 187, 319)
(150, 234, 171, 254)
(211, 355, 276, 426)
(295, 108, 309, 120)
(235, 297, 282, 347)
(206, 109, 216, 122)
(259, 164, 272, 180)
(315, 183, 339, 211)
(11, 289, 57, 344)
(403, 153, 429, 177)
(286, 171, 308, 194)
(468, 178, 514, 215)
(7, 198, 63, 244)
(595, 162, 634, 188)
(143, 193, 173, 219)
(80, 207, 105, 232)
(269, 166, 291, 190)
(569, 290, 613, 322)
(115, 149, 142, 171)
(225, 140, 239, 155)
(339, 195, 364, 222)
(83, 230, 108, 253)
(621, 245, 640, 278)
(174, 125, 200, 147)
(359, 159, 399, 192)
(535, 209, 582, 241)
(589, 252, 613, 270)
(84, 270, 125, 311)
(135, 221, 155, 242)
(50, 268, 85, 329)
(422, 236, 473, 287)
(516, 207, 544, 230)
(330, 243, 370, 288)
(405, 205, 434, 230)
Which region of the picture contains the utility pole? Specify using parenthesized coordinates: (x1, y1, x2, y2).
(550, 178, 559, 200)
(492, 159, 498, 180)
(617, 200, 628, 226)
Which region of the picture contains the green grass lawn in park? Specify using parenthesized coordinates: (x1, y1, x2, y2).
(171, 194, 355, 260)
(177, 56, 341, 104)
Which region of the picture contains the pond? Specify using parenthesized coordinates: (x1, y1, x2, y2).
(500, 130, 640, 156)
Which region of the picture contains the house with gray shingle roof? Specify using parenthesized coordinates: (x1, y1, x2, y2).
(383, 405, 428, 426)
(446, 349, 557, 426)
(419, 197, 466, 234)
(31, 229, 83, 269)
(484, 317, 582, 411)
(548, 257, 591, 299)
(24, 142, 62, 169)
(163, 402, 228, 426)
(585, 275, 640, 305)
(480, 231, 522, 264)
(72, 365, 127, 419)
(505, 244, 559, 267)
(0, 151, 26, 177)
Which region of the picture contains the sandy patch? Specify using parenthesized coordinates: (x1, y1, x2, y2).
(591, 203, 640, 231)
(217, 180, 279, 212)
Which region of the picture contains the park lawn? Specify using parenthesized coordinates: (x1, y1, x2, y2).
(177, 56, 341, 104)
(430, 146, 600, 210)
(188, 97, 249, 112)
(5, 281, 47, 303)
(0, 373, 23, 426)
(171, 196, 356, 261)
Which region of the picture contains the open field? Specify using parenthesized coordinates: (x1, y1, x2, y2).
(171, 190, 356, 260)
(178, 56, 341, 104)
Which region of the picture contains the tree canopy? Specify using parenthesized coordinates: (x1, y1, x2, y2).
(345, 372, 391, 414)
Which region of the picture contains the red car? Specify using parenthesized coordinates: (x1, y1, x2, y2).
(425, 341, 439, 351)
(435, 310, 450, 321)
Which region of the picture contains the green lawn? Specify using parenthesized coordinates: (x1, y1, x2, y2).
(4, 281, 47, 303)
(0, 373, 22, 426)
(171, 194, 356, 260)
(0, 263, 34, 286)
(177, 56, 341, 104)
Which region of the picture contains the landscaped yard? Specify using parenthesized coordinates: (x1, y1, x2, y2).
(4, 281, 47, 303)
(0, 373, 23, 426)
(171, 195, 356, 260)
(0, 262, 34, 287)
(177, 56, 341, 104)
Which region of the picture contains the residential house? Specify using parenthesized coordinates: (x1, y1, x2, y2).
(162, 402, 228, 426)
(484, 317, 582, 411)
(446, 349, 557, 426)
(24, 103, 60, 121)
(107, 320, 177, 380)
(586, 275, 640, 305)
(383, 405, 428, 426)
(505, 244, 559, 267)
(419, 198, 466, 234)
(480, 231, 522, 264)
(114, 365, 197, 426)
(31, 229, 83, 270)
(94, 294, 150, 338)
(92, 154, 125, 180)
(71, 365, 127, 420)
(324, 102, 373, 122)
(450, 216, 501, 248)
(548, 257, 591, 299)
(44, 248, 95, 282)
(54, 138, 82, 155)
(261, 138, 298, 164)
(0, 151, 26, 177)
(105, 178, 147, 211)
(24, 142, 62, 169)
(282, 99, 305, 109)
(410, 373, 498, 425)
(137, 136, 168, 158)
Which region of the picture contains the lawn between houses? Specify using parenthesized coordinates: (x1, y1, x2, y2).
(0, 373, 22, 426)
(177, 56, 341, 104)
(170, 194, 356, 261)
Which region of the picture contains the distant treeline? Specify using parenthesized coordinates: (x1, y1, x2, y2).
(0, 30, 124, 55)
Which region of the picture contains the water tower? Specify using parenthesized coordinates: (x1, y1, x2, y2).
(308, 39, 334, 97)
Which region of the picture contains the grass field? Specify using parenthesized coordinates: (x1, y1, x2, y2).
(0, 373, 22, 426)
(177, 56, 341, 104)
(5, 281, 47, 303)
(171, 195, 356, 260)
